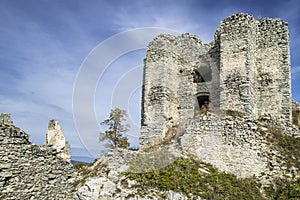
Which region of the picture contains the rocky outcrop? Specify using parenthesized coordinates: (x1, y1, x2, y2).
(0, 113, 74, 199)
(75, 111, 300, 199)
(46, 119, 71, 162)
(75, 150, 190, 200)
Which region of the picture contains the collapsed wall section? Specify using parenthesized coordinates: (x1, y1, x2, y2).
(0, 114, 74, 199)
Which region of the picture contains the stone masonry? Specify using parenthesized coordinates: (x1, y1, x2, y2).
(140, 13, 292, 148)
(74, 13, 298, 199)
(0, 113, 74, 199)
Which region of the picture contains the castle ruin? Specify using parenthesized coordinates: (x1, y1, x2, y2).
(0, 113, 74, 199)
(140, 13, 292, 148)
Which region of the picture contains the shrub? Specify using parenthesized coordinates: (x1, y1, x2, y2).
(124, 157, 263, 199)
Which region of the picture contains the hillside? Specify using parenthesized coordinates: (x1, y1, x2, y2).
(74, 110, 300, 199)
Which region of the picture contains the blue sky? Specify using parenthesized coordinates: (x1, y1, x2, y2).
(0, 0, 299, 162)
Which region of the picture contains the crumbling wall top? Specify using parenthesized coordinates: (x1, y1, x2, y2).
(0, 115, 74, 199)
(46, 119, 71, 162)
(0, 113, 13, 125)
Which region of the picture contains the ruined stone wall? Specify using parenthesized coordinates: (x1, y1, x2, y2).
(140, 13, 292, 148)
(0, 113, 13, 125)
(0, 114, 74, 199)
(140, 34, 181, 148)
(216, 13, 291, 122)
(256, 18, 291, 122)
(181, 113, 292, 178)
(140, 34, 219, 148)
(217, 14, 257, 117)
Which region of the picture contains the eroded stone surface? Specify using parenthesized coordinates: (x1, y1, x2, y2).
(0, 113, 12, 125)
(46, 119, 71, 162)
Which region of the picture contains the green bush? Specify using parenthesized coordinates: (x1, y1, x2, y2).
(264, 177, 300, 199)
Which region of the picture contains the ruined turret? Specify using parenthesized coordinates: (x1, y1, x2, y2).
(46, 119, 71, 162)
(140, 13, 292, 149)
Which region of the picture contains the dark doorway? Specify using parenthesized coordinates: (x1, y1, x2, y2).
(197, 95, 210, 109)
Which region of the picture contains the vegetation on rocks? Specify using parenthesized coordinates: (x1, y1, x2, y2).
(264, 177, 300, 199)
(225, 109, 244, 118)
(292, 110, 300, 130)
(264, 125, 300, 169)
(123, 155, 300, 199)
(253, 122, 300, 199)
(73, 159, 106, 190)
(124, 157, 263, 199)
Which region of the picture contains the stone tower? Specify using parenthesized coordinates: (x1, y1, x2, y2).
(140, 13, 292, 149)
(217, 14, 291, 121)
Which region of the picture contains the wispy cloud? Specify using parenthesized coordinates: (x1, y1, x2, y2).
(292, 66, 300, 74)
(0, 1, 96, 150)
(112, 1, 216, 43)
(0, 0, 299, 160)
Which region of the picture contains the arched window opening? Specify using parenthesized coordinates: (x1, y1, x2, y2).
(193, 70, 204, 83)
(193, 66, 212, 83)
(199, 66, 212, 82)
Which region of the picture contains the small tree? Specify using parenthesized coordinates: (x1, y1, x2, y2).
(100, 108, 130, 149)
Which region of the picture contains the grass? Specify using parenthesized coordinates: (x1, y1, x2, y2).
(124, 157, 263, 199)
(264, 125, 300, 169)
(259, 124, 300, 199)
(124, 156, 300, 199)
(264, 177, 300, 199)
